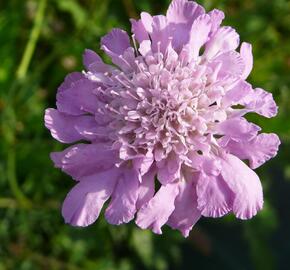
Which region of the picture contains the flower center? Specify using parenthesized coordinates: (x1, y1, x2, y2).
(89, 49, 226, 160)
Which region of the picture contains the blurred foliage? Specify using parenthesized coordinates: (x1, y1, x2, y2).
(0, 0, 290, 269)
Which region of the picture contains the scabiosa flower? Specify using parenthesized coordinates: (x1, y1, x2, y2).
(45, 0, 280, 237)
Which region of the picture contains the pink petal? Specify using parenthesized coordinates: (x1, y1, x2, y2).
(223, 133, 280, 169)
(241, 88, 278, 118)
(213, 51, 245, 78)
(44, 109, 95, 143)
(196, 173, 233, 218)
(62, 168, 119, 226)
(166, 0, 205, 50)
(51, 144, 117, 180)
(186, 14, 211, 61)
(58, 72, 84, 92)
(220, 154, 263, 219)
(105, 169, 140, 225)
(136, 167, 156, 209)
(136, 182, 179, 234)
(130, 18, 149, 43)
(167, 179, 201, 237)
(56, 79, 98, 116)
(217, 117, 261, 141)
(166, 0, 204, 24)
(150, 15, 170, 53)
(157, 153, 181, 184)
(83, 49, 113, 73)
(240, 42, 253, 79)
(140, 12, 153, 33)
(222, 80, 252, 107)
(204, 26, 240, 59)
(208, 9, 225, 34)
(101, 28, 131, 55)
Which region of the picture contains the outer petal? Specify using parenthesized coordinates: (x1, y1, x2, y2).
(241, 88, 278, 118)
(157, 153, 181, 185)
(50, 144, 117, 180)
(166, 0, 205, 50)
(130, 18, 149, 43)
(220, 154, 263, 219)
(83, 49, 114, 73)
(101, 28, 131, 55)
(136, 182, 179, 234)
(240, 42, 253, 79)
(62, 168, 119, 226)
(186, 14, 211, 61)
(56, 79, 98, 116)
(217, 117, 261, 141)
(208, 9, 225, 34)
(136, 167, 156, 209)
(150, 15, 170, 53)
(44, 109, 95, 143)
(105, 169, 140, 225)
(58, 72, 84, 92)
(222, 133, 280, 169)
(204, 26, 240, 60)
(140, 12, 153, 33)
(167, 179, 201, 237)
(196, 173, 233, 218)
(101, 29, 135, 71)
(222, 80, 252, 107)
(166, 0, 204, 24)
(213, 51, 245, 78)
(132, 151, 154, 176)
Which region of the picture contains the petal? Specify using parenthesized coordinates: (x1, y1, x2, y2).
(223, 133, 280, 169)
(222, 80, 252, 107)
(83, 49, 114, 73)
(130, 18, 149, 43)
(51, 144, 117, 180)
(213, 51, 245, 78)
(167, 179, 201, 237)
(138, 40, 152, 56)
(62, 168, 119, 226)
(166, 0, 205, 50)
(150, 15, 170, 53)
(157, 153, 181, 185)
(166, 0, 204, 25)
(217, 117, 261, 141)
(56, 79, 98, 116)
(241, 88, 278, 118)
(101, 29, 135, 72)
(186, 14, 211, 61)
(204, 26, 240, 60)
(101, 28, 131, 55)
(44, 109, 95, 143)
(196, 173, 233, 218)
(240, 42, 253, 79)
(208, 9, 225, 34)
(140, 12, 153, 33)
(220, 154, 263, 219)
(136, 182, 179, 234)
(136, 167, 156, 209)
(58, 72, 84, 92)
(105, 169, 140, 225)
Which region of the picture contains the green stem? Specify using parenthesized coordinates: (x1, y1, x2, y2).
(16, 0, 47, 80)
(7, 150, 31, 208)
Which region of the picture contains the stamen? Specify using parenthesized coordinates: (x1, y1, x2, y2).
(131, 34, 139, 55)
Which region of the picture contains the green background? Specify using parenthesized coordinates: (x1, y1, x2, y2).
(0, 0, 290, 269)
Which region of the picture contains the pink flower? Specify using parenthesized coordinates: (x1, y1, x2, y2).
(45, 0, 280, 237)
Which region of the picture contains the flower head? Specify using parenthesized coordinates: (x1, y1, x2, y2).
(45, 0, 280, 237)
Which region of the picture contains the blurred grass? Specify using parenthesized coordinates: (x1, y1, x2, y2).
(0, 0, 289, 269)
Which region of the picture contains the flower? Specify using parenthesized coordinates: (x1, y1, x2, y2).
(45, 0, 280, 237)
